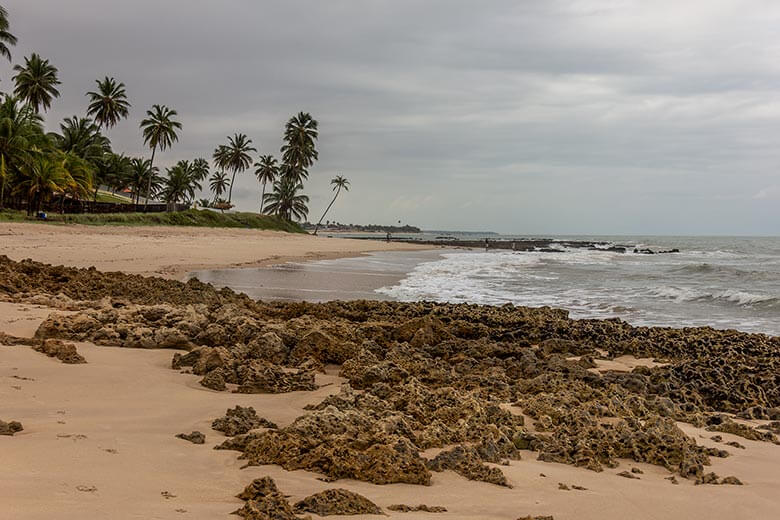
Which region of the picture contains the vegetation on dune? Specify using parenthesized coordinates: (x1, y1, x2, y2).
(0, 4, 348, 229)
(0, 207, 305, 231)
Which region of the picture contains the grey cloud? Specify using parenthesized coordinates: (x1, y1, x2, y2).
(2, 0, 779, 234)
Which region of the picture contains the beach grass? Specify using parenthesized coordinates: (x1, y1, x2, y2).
(0, 208, 307, 233)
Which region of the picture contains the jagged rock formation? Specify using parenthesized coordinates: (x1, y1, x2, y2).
(175, 431, 205, 444)
(212, 406, 276, 436)
(32, 339, 86, 364)
(0, 420, 24, 436)
(293, 489, 383, 515)
(2, 256, 779, 488)
(233, 477, 298, 520)
(388, 504, 447, 513)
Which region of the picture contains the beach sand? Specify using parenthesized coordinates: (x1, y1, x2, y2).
(0, 222, 428, 279)
(2, 304, 779, 519)
(2, 227, 780, 519)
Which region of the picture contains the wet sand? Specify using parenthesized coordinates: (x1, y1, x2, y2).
(0, 222, 430, 279)
(188, 249, 446, 301)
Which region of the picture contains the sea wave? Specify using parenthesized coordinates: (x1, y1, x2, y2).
(648, 285, 779, 308)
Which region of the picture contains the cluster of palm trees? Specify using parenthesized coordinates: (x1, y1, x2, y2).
(0, 5, 350, 223)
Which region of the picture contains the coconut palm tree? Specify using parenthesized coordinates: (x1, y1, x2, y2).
(86, 77, 131, 131)
(191, 157, 210, 183)
(212, 133, 255, 204)
(17, 153, 69, 214)
(0, 95, 44, 208)
(12, 53, 61, 113)
(313, 175, 349, 235)
(128, 157, 158, 204)
(208, 170, 229, 203)
(281, 112, 318, 179)
(254, 154, 278, 213)
(51, 116, 109, 166)
(162, 160, 197, 209)
(140, 104, 181, 208)
(0, 6, 17, 62)
(263, 176, 309, 222)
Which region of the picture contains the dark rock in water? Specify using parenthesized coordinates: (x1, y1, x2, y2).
(388, 504, 447, 513)
(0, 420, 23, 436)
(33, 339, 86, 364)
(293, 489, 383, 516)
(175, 431, 205, 444)
(212, 406, 276, 437)
(233, 477, 297, 520)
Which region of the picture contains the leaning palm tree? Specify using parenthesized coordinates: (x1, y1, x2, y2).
(12, 53, 61, 113)
(254, 154, 278, 213)
(263, 177, 309, 222)
(140, 104, 181, 208)
(313, 175, 349, 235)
(0, 6, 18, 62)
(212, 133, 255, 204)
(208, 170, 230, 204)
(86, 77, 131, 131)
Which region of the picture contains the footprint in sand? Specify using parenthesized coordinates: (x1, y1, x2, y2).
(57, 433, 88, 441)
(161, 491, 177, 499)
(76, 485, 97, 493)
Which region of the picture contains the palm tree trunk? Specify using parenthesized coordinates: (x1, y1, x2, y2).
(0, 155, 6, 210)
(144, 146, 156, 212)
(260, 181, 266, 213)
(313, 188, 340, 236)
(227, 169, 236, 204)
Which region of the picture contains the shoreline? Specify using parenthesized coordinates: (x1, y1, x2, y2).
(0, 222, 433, 280)
(1, 256, 780, 519)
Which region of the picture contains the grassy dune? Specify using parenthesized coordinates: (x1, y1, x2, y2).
(0, 208, 306, 233)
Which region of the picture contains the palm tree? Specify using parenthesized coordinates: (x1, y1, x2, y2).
(254, 154, 278, 213)
(140, 104, 181, 209)
(191, 157, 210, 183)
(263, 177, 309, 222)
(12, 53, 61, 113)
(208, 170, 230, 203)
(86, 77, 131, 131)
(281, 111, 318, 171)
(0, 95, 44, 208)
(313, 175, 349, 235)
(17, 153, 69, 214)
(212, 133, 255, 204)
(128, 157, 159, 204)
(0, 5, 17, 62)
(162, 160, 197, 209)
(51, 116, 109, 165)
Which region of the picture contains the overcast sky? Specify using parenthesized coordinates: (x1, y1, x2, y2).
(3, 0, 780, 235)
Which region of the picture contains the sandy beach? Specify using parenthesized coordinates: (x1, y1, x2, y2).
(0, 222, 429, 279)
(1, 229, 780, 520)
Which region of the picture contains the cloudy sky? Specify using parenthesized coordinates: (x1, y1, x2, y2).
(3, 0, 780, 234)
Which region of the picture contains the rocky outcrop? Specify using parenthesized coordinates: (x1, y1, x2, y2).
(293, 489, 383, 515)
(388, 504, 447, 513)
(4, 256, 780, 489)
(32, 339, 86, 364)
(212, 406, 276, 436)
(0, 420, 23, 436)
(175, 431, 205, 444)
(233, 477, 297, 520)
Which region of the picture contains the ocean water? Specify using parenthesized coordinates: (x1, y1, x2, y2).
(376, 236, 780, 336)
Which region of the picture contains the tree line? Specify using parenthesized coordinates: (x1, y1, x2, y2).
(0, 5, 349, 224)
